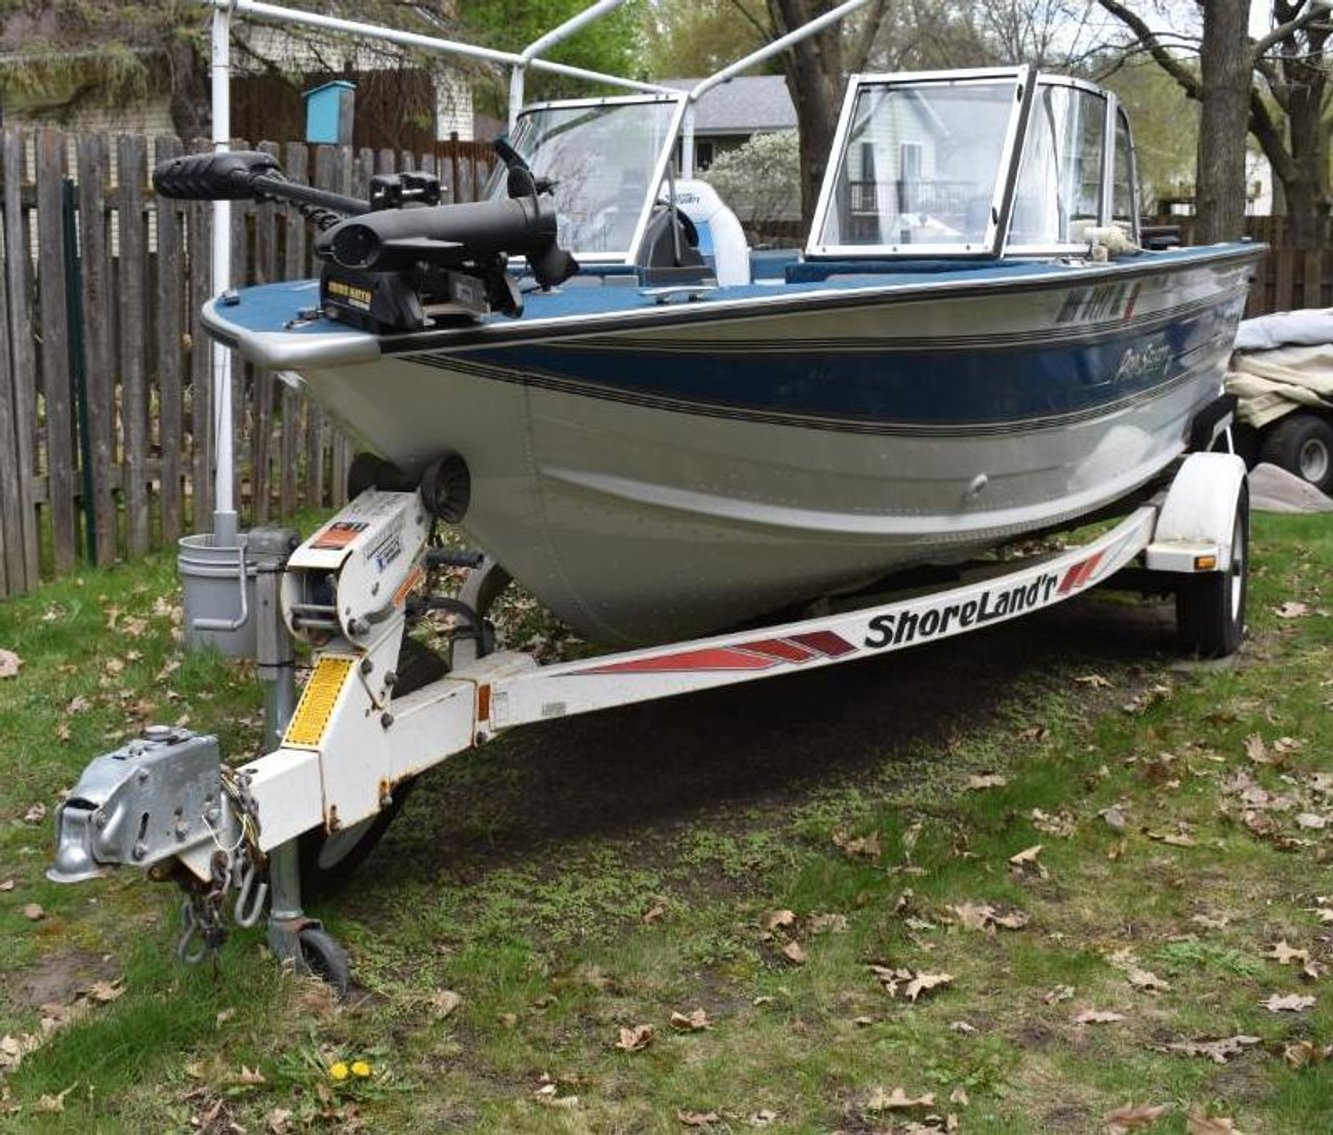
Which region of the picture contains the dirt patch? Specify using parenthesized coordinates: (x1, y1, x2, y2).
(7, 948, 119, 1010)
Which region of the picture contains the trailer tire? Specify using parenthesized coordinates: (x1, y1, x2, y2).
(1258, 412, 1333, 494)
(297, 637, 448, 894)
(1176, 485, 1248, 658)
(297, 926, 350, 999)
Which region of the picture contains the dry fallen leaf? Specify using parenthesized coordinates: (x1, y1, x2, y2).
(781, 941, 807, 965)
(669, 1009, 712, 1032)
(1009, 844, 1043, 866)
(1075, 673, 1112, 688)
(1163, 1035, 1260, 1064)
(951, 901, 1029, 933)
(869, 964, 954, 1002)
(1295, 813, 1327, 830)
(1105, 1102, 1170, 1132)
(85, 981, 124, 1004)
(22, 802, 46, 824)
(833, 830, 883, 860)
(965, 774, 1007, 790)
(1266, 941, 1310, 966)
(430, 990, 462, 1019)
(1127, 968, 1170, 994)
(1261, 993, 1315, 1013)
(761, 909, 797, 932)
(643, 897, 669, 924)
(1075, 1008, 1126, 1025)
(22, 904, 45, 922)
(0, 649, 21, 679)
(1274, 601, 1309, 619)
(615, 1024, 655, 1052)
(1043, 984, 1075, 1005)
(1283, 1039, 1333, 1068)
(866, 1087, 936, 1111)
(677, 1110, 720, 1127)
(237, 1064, 266, 1084)
(1186, 1109, 1242, 1134)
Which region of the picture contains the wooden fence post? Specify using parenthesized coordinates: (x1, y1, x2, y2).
(35, 129, 77, 573)
(117, 134, 151, 558)
(77, 134, 119, 565)
(155, 135, 186, 546)
(2, 131, 38, 589)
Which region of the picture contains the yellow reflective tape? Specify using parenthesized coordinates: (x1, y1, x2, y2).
(284, 655, 355, 748)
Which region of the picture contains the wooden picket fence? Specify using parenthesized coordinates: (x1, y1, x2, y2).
(0, 129, 493, 599)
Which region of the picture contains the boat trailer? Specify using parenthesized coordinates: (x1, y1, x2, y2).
(48, 452, 1250, 992)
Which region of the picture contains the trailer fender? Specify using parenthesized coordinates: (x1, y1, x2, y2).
(1145, 452, 1248, 574)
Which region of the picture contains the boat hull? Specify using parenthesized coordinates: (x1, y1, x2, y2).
(212, 247, 1260, 645)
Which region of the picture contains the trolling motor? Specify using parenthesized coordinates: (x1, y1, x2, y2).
(152, 146, 578, 333)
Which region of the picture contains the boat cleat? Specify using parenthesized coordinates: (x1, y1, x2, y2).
(48, 727, 226, 884)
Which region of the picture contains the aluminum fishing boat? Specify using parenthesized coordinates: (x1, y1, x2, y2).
(195, 66, 1262, 645)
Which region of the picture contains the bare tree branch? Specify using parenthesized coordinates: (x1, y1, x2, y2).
(1095, 0, 1202, 97)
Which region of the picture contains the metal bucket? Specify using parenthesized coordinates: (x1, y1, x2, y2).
(177, 532, 256, 659)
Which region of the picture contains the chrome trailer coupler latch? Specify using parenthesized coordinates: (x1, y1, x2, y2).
(48, 727, 224, 884)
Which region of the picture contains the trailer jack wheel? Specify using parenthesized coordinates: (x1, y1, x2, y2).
(296, 926, 350, 998)
(1176, 484, 1248, 658)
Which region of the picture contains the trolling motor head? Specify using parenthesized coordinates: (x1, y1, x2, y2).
(152, 148, 579, 333)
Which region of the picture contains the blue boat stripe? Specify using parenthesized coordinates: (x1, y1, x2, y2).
(407, 334, 1232, 437)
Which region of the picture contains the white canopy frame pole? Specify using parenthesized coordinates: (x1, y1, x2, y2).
(210, 1, 237, 544)
(681, 0, 870, 179)
(508, 0, 634, 130)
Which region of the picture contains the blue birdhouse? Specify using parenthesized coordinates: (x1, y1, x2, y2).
(304, 80, 356, 146)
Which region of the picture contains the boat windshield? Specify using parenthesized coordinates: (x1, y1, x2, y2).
(485, 96, 685, 262)
(810, 72, 1025, 257)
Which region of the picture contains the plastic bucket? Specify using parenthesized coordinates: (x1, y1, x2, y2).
(178, 532, 257, 659)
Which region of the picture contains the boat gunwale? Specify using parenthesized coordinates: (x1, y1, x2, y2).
(202, 242, 1267, 370)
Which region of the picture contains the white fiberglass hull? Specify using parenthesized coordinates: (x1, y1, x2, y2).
(206, 246, 1259, 645)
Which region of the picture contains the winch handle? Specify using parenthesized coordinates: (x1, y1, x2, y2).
(191, 544, 250, 633)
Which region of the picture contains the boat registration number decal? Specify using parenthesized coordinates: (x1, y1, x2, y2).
(284, 656, 355, 747)
(1056, 282, 1139, 324)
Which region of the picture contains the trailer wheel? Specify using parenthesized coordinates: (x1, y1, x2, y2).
(1176, 485, 1248, 658)
(297, 926, 350, 999)
(297, 637, 447, 894)
(1259, 412, 1333, 494)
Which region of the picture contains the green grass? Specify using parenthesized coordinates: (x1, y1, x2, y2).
(0, 512, 1331, 1131)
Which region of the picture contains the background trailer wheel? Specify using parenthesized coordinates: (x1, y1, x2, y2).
(1176, 484, 1249, 658)
(1145, 452, 1250, 661)
(1258, 411, 1333, 495)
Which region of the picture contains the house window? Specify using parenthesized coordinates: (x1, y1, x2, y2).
(696, 140, 716, 171)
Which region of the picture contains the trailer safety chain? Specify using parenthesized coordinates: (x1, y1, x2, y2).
(177, 769, 269, 964)
(177, 851, 232, 967)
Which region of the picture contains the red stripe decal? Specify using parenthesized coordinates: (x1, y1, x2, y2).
(738, 637, 819, 663)
(788, 630, 856, 657)
(579, 647, 779, 675)
(1070, 553, 1103, 589)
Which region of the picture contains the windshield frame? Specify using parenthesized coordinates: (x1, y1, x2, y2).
(487, 91, 688, 266)
(805, 66, 1034, 261)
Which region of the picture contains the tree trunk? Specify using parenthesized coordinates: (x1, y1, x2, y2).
(768, 0, 847, 231)
(1195, 0, 1252, 243)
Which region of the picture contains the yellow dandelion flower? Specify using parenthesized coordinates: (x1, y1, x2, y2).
(329, 1061, 350, 1081)
(350, 1060, 372, 1078)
